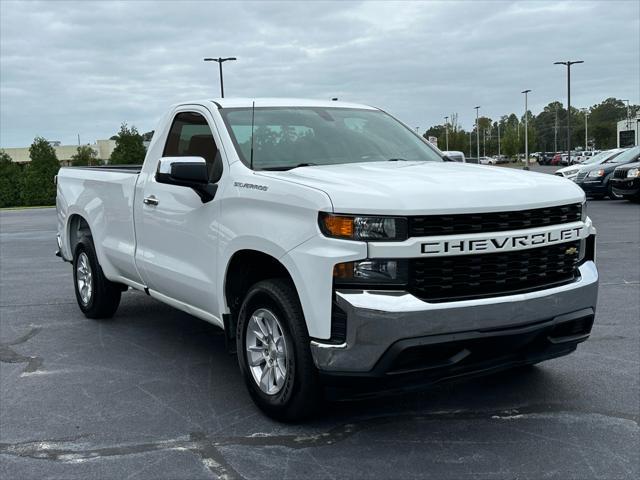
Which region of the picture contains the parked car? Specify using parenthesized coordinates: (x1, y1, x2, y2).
(574, 146, 640, 199)
(551, 153, 562, 165)
(478, 156, 496, 165)
(575, 151, 600, 164)
(55, 98, 598, 420)
(611, 161, 640, 201)
(538, 152, 556, 165)
(442, 150, 466, 162)
(555, 149, 626, 181)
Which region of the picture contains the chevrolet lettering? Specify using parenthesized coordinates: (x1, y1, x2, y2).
(420, 225, 586, 255)
(56, 98, 598, 421)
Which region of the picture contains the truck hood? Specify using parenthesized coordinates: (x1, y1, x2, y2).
(258, 161, 585, 215)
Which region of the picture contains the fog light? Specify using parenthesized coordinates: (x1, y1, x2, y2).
(333, 259, 408, 287)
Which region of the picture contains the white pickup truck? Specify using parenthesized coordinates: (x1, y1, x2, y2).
(56, 98, 598, 420)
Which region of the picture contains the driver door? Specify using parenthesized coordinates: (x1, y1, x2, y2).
(135, 107, 223, 317)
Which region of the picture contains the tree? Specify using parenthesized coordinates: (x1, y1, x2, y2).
(588, 98, 627, 149)
(0, 151, 23, 207)
(71, 145, 98, 166)
(109, 123, 146, 165)
(21, 137, 60, 206)
(502, 123, 519, 159)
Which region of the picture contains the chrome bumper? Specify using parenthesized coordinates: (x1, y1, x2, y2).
(311, 261, 598, 373)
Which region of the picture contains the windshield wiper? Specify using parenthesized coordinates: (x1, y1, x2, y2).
(259, 162, 318, 171)
(387, 158, 410, 162)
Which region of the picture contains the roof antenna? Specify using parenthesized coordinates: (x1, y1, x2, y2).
(250, 100, 255, 170)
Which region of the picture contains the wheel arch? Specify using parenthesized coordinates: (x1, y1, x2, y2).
(224, 249, 298, 321)
(67, 213, 92, 258)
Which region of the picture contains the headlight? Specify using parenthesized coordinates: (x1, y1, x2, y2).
(333, 259, 408, 286)
(319, 213, 408, 241)
(627, 168, 640, 178)
(586, 169, 605, 178)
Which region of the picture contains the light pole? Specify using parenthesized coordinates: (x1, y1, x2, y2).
(444, 116, 449, 151)
(497, 121, 501, 158)
(475, 106, 480, 161)
(582, 109, 589, 150)
(522, 89, 531, 170)
(554, 60, 584, 166)
(204, 57, 237, 98)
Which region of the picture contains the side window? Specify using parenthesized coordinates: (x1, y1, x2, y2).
(163, 112, 222, 182)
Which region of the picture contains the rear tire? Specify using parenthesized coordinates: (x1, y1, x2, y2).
(73, 238, 121, 319)
(236, 278, 320, 422)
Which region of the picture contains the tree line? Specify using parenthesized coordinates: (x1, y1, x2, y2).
(0, 124, 148, 208)
(424, 97, 638, 158)
(1, 97, 637, 208)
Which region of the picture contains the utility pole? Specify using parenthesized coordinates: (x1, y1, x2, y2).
(554, 106, 558, 153)
(622, 99, 631, 129)
(582, 109, 589, 150)
(475, 106, 480, 161)
(522, 89, 531, 170)
(497, 122, 501, 158)
(444, 116, 449, 151)
(554, 60, 584, 166)
(203, 57, 237, 98)
(469, 131, 472, 158)
(483, 129, 486, 157)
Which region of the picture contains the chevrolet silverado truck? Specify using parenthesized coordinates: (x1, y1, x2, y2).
(56, 98, 598, 420)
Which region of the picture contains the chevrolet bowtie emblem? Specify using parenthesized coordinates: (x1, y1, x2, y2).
(565, 247, 578, 255)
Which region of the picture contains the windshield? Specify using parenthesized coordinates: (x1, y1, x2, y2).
(583, 150, 620, 165)
(220, 107, 443, 170)
(604, 146, 639, 164)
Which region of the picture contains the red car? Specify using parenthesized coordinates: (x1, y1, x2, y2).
(550, 153, 562, 165)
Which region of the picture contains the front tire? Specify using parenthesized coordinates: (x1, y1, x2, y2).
(73, 238, 121, 319)
(236, 279, 320, 422)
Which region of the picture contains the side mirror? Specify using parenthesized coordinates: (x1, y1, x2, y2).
(156, 156, 217, 203)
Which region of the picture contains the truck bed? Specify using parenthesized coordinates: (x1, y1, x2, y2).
(62, 164, 142, 173)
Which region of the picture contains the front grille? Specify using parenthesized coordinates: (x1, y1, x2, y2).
(408, 203, 581, 237)
(614, 168, 628, 179)
(408, 241, 581, 303)
(576, 171, 588, 182)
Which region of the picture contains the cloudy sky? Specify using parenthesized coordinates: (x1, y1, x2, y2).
(1, 0, 638, 147)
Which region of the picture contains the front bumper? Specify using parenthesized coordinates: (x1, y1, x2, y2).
(311, 261, 598, 376)
(576, 179, 607, 195)
(611, 177, 640, 197)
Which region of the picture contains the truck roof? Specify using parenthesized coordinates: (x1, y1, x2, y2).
(200, 98, 379, 110)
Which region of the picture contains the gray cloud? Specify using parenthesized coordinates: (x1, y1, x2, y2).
(1, 0, 638, 147)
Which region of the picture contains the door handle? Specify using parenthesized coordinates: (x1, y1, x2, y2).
(143, 195, 159, 206)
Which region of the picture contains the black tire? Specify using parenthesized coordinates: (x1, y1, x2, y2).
(73, 238, 121, 319)
(236, 278, 320, 422)
(607, 182, 623, 200)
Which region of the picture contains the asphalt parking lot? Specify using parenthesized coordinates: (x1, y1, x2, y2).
(1, 170, 639, 479)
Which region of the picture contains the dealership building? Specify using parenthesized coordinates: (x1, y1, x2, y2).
(617, 115, 640, 148)
(2, 139, 116, 165)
